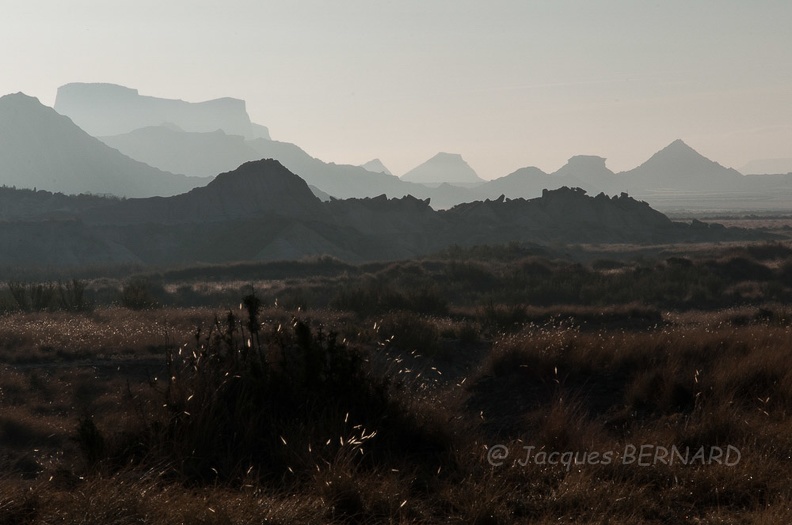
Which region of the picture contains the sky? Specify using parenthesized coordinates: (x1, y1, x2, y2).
(2, 0, 791, 179)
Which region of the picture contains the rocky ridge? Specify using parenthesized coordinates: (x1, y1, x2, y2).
(0, 159, 771, 267)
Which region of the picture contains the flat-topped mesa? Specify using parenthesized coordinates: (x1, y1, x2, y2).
(553, 155, 615, 181)
(54, 83, 269, 139)
(561, 155, 609, 171)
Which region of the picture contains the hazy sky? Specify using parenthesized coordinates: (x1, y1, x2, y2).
(2, 0, 791, 179)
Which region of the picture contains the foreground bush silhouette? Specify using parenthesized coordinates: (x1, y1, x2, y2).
(88, 294, 453, 484)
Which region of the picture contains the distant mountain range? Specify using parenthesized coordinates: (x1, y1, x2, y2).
(468, 141, 792, 212)
(95, 121, 473, 205)
(0, 160, 767, 268)
(54, 83, 270, 139)
(0, 93, 208, 197)
(2, 82, 792, 213)
(360, 159, 392, 175)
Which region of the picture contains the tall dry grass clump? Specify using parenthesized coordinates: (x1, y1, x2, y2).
(79, 294, 457, 488)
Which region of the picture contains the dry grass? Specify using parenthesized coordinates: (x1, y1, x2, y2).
(0, 307, 215, 364)
(2, 257, 792, 522)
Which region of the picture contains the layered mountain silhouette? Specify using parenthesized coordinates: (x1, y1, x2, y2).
(54, 83, 270, 139)
(100, 126, 263, 179)
(360, 159, 392, 175)
(467, 156, 617, 202)
(469, 141, 792, 211)
(0, 93, 208, 197)
(401, 152, 483, 185)
(8, 82, 791, 212)
(0, 160, 768, 267)
(95, 123, 470, 204)
(621, 139, 745, 193)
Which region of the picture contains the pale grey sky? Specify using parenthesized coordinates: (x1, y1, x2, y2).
(2, 0, 791, 178)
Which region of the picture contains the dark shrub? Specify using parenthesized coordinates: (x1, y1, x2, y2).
(121, 277, 164, 309)
(87, 303, 454, 483)
(379, 311, 441, 354)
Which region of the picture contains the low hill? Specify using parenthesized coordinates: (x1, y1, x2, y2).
(81, 159, 327, 225)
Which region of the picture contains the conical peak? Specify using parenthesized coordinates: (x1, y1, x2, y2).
(401, 152, 482, 183)
(659, 139, 698, 155)
(360, 158, 393, 175)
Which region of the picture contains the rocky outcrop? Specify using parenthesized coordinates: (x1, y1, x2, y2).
(0, 156, 771, 268)
(440, 187, 759, 245)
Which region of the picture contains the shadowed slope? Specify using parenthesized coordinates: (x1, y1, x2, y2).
(0, 93, 208, 197)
